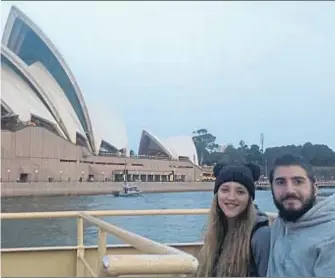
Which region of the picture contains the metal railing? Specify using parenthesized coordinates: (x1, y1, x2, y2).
(1, 209, 278, 277)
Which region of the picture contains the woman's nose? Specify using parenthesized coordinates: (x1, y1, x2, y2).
(227, 192, 237, 200)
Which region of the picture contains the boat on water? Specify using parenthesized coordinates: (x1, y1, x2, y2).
(112, 183, 141, 197)
(0, 208, 278, 277)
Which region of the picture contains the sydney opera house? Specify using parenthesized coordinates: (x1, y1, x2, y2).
(1, 6, 202, 183)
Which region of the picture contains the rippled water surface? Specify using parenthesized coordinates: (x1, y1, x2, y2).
(2, 189, 334, 248)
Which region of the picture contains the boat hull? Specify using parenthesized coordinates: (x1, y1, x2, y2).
(118, 192, 141, 197)
(112, 191, 141, 197)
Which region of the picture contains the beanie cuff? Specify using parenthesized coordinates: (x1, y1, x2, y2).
(214, 171, 255, 200)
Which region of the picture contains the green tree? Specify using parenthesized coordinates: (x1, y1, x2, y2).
(238, 140, 249, 153)
(220, 144, 245, 164)
(191, 128, 335, 169)
(265, 143, 335, 168)
(192, 129, 219, 165)
(246, 144, 263, 165)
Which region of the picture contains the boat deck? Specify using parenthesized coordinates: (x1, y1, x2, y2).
(1, 209, 277, 277)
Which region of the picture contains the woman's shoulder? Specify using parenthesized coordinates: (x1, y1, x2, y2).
(252, 225, 270, 243)
(251, 212, 271, 245)
(251, 218, 271, 254)
(250, 223, 271, 277)
(253, 207, 270, 228)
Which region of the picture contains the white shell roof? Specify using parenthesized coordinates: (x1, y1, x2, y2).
(138, 129, 199, 165)
(1, 6, 128, 153)
(27, 61, 87, 144)
(88, 99, 128, 155)
(1, 5, 96, 151)
(1, 61, 63, 135)
(163, 136, 199, 165)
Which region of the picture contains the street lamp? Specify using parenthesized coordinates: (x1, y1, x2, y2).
(172, 165, 176, 182)
(7, 169, 11, 182)
(81, 170, 85, 182)
(35, 169, 39, 182)
(59, 170, 63, 182)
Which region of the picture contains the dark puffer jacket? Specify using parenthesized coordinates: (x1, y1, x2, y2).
(249, 209, 271, 277)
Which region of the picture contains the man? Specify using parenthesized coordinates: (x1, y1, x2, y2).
(267, 154, 335, 277)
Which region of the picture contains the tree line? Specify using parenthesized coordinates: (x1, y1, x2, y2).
(192, 129, 335, 173)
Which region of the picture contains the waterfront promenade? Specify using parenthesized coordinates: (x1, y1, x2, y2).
(1, 181, 334, 197)
(1, 181, 213, 197)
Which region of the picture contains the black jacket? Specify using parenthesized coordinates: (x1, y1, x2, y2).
(249, 209, 271, 277)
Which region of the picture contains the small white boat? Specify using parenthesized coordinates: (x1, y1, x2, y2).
(112, 184, 141, 197)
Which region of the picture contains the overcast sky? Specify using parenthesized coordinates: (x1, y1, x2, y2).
(1, 1, 334, 151)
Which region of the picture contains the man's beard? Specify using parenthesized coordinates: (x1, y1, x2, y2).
(272, 188, 316, 222)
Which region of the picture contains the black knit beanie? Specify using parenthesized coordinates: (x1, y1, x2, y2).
(213, 162, 228, 179)
(213, 163, 260, 200)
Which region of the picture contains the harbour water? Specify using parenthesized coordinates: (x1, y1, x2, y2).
(1, 189, 334, 249)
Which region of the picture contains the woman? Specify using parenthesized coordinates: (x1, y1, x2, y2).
(196, 163, 270, 277)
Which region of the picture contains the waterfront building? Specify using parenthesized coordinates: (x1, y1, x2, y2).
(1, 6, 202, 183)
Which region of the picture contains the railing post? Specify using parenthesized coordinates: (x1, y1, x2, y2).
(97, 228, 107, 276)
(76, 217, 85, 277)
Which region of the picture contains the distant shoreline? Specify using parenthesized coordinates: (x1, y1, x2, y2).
(1, 181, 214, 198)
(1, 181, 334, 198)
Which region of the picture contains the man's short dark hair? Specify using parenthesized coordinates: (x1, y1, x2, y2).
(269, 154, 316, 184)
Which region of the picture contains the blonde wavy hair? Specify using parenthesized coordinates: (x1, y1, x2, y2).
(196, 194, 256, 277)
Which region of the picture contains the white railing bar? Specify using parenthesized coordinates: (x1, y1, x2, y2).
(78, 212, 183, 255)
